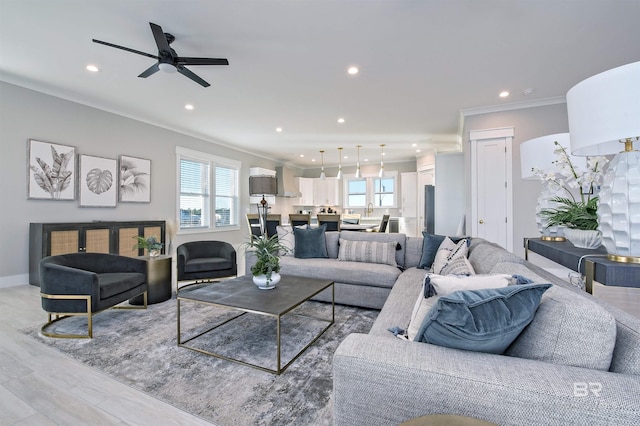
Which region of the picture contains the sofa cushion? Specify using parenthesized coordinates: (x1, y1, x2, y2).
(294, 224, 328, 259)
(418, 233, 468, 269)
(416, 283, 552, 354)
(279, 257, 401, 289)
(325, 231, 340, 259)
(185, 257, 234, 273)
(431, 237, 469, 274)
(99, 272, 146, 299)
(506, 285, 617, 371)
(338, 239, 397, 267)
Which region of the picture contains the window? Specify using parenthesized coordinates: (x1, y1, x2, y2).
(346, 178, 367, 207)
(374, 177, 395, 207)
(177, 147, 240, 231)
(343, 173, 397, 208)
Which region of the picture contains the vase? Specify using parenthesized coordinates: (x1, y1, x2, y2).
(148, 249, 160, 257)
(564, 228, 602, 249)
(252, 272, 281, 290)
(536, 180, 564, 240)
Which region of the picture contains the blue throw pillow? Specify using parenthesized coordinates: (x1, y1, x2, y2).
(293, 224, 329, 259)
(418, 233, 468, 269)
(416, 283, 552, 354)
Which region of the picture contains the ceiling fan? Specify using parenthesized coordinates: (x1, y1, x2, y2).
(92, 22, 229, 87)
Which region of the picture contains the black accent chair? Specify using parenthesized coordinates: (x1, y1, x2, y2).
(177, 241, 237, 284)
(40, 253, 148, 338)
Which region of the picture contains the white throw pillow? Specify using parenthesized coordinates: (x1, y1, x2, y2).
(407, 281, 441, 341)
(425, 273, 513, 297)
(276, 225, 295, 256)
(430, 237, 469, 274)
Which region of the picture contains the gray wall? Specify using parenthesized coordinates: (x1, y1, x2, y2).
(435, 152, 465, 236)
(462, 102, 570, 257)
(0, 81, 301, 285)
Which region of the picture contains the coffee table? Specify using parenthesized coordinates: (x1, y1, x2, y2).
(177, 274, 334, 374)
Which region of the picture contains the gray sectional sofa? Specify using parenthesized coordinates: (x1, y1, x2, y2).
(246, 231, 640, 425)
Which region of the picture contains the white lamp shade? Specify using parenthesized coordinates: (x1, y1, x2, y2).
(520, 133, 586, 180)
(567, 61, 640, 156)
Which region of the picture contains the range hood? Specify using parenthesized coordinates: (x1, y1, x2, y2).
(275, 166, 302, 197)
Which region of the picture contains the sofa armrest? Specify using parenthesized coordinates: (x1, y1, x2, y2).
(40, 263, 99, 296)
(334, 333, 640, 426)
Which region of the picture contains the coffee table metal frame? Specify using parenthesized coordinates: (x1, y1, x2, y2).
(177, 275, 335, 375)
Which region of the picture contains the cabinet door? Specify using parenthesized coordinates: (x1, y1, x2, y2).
(314, 177, 339, 206)
(84, 227, 111, 253)
(118, 227, 141, 257)
(49, 229, 80, 255)
(296, 177, 314, 205)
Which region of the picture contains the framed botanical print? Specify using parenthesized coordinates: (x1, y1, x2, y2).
(79, 155, 117, 207)
(27, 139, 76, 200)
(119, 155, 151, 203)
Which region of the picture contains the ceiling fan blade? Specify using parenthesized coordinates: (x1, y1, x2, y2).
(177, 66, 210, 87)
(92, 39, 158, 60)
(176, 57, 229, 66)
(149, 22, 173, 57)
(138, 63, 160, 78)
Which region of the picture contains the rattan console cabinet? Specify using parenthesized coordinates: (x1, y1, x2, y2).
(29, 220, 166, 286)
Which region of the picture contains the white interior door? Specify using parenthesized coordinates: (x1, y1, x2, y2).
(470, 128, 513, 251)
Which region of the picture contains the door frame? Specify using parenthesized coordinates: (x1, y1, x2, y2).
(470, 127, 514, 251)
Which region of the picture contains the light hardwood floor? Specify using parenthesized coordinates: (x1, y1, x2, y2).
(0, 284, 214, 425)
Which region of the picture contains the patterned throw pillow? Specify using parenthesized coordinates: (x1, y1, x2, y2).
(276, 225, 295, 256)
(423, 273, 514, 298)
(430, 237, 469, 274)
(338, 239, 397, 267)
(439, 256, 475, 275)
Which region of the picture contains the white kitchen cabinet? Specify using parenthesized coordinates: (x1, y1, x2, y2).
(314, 177, 339, 206)
(400, 172, 418, 236)
(296, 177, 315, 205)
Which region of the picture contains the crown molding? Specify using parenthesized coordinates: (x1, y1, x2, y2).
(460, 96, 566, 117)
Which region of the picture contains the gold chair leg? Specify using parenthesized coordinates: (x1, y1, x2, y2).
(40, 293, 92, 339)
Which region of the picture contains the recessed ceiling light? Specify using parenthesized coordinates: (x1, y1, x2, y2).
(299, 154, 304, 158)
(416, 149, 421, 153)
(337, 118, 345, 123)
(275, 127, 283, 132)
(499, 91, 510, 98)
(412, 143, 417, 147)
(185, 104, 194, 110)
(347, 66, 359, 75)
(311, 158, 316, 162)
(364, 158, 369, 162)
(86, 65, 100, 72)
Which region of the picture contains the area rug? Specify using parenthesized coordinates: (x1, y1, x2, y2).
(22, 294, 379, 426)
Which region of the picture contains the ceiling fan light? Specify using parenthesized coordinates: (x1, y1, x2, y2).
(158, 62, 177, 73)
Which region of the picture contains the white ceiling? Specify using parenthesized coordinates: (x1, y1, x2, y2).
(1, 0, 639, 168)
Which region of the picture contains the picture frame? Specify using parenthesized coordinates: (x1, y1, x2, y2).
(79, 154, 118, 207)
(27, 139, 76, 200)
(119, 155, 151, 203)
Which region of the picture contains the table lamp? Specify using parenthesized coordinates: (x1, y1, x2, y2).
(249, 175, 277, 236)
(520, 133, 586, 241)
(567, 61, 640, 263)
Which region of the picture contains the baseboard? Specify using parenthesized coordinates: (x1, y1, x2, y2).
(0, 273, 29, 288)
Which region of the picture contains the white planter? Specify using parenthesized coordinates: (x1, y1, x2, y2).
(252, 272, 281, 290)
(564, 228, 602, 249)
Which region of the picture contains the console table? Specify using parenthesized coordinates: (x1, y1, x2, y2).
(524, 238, 640, 294)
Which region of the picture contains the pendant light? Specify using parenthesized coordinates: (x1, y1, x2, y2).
(355, 145, 362, 178)
(336, 147, 343, 179)
(319, 150, 326, 180)
(378, 144, 386, 178)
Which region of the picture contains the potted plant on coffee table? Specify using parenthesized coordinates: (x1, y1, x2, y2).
(243, 234, 290, 289)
